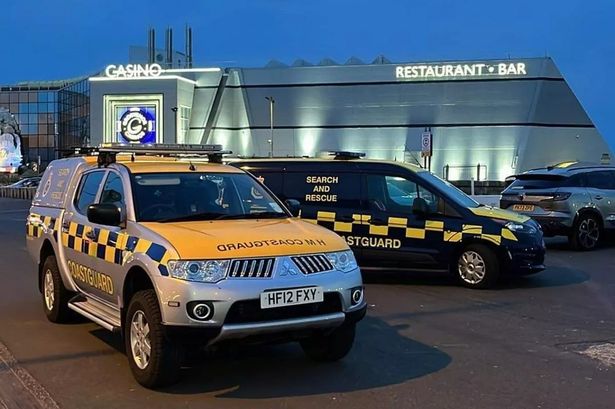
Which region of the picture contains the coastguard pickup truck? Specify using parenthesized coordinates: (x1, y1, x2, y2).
(26, 144, 365, 388)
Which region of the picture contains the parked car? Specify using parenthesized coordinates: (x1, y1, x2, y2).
(7, 177, 41, 188)
(500, 162, 615, 250)
(233, 152, 545, 289)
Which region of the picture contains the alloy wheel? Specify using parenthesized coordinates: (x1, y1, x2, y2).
(43, 269, 55, 311)
(578, 218, 600, 249)
(130, 310, 151, 370)
(458, 250, 486, 284)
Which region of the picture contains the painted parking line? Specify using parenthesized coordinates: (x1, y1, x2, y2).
(579, 342, 615, 367)
(0, 341, 60, 409)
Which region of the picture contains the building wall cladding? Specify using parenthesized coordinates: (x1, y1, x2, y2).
(87, 57, 611, 182)
(196, 57, 610, 181)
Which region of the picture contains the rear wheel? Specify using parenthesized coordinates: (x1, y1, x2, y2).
(125, 290, 183, 388)
(300, 323, 356, 361)
(42, 255, 73, 323)
(456, 244, 500, 289)
(569, 214, 601, 251)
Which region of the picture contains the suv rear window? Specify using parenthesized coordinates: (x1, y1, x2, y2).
(508, 174, 585, 190)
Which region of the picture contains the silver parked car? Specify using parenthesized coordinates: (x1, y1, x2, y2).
(500, 162, 615, 250)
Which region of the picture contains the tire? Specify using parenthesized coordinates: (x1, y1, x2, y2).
(41, 255, 73, 323)
(300, 323, 356, 362)
(455, 243, 500, 289)
(569, 214, 602, 251)
(124, 289, 183, 388)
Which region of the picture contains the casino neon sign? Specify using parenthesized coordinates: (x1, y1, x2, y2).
(104, 64, 163, 78)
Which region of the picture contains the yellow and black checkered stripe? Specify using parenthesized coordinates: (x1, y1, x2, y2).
(60, 222, 172, 276)
(303, 211, 517, 245)
(26, 214, 58, 239)
(27, 214, 171, 276)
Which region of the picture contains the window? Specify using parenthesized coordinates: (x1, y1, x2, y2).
(283, 172, 362, 210)
(586, 171, 615, 190)
(178, 106, 191, 143)
(100, 172, 125, 206)
(132, 172, 287, 222)
(368, 174, 453, 216)
(74, 171, 105, 214)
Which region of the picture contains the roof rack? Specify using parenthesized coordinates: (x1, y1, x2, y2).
(330, 151, 365, 160)
(71, 143, 232, 166)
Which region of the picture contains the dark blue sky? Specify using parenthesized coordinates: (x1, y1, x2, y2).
(3, 0, 614, 150)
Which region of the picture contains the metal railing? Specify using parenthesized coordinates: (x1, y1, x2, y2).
(443, 164, 488, 181)
(0, 187, 37, 200)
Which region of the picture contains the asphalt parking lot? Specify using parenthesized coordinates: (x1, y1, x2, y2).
(0, 198, 614, 409)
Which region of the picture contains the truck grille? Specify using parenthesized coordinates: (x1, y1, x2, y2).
(225, 293, 342, 324)
(229, 258, 275, 278)
(291, 254, 333, 274)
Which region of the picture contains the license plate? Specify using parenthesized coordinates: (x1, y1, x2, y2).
(260, 287, 324, 309)
(512, 204, 535, 212)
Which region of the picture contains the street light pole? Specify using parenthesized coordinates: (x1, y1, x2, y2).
(265, 97, 275, 157)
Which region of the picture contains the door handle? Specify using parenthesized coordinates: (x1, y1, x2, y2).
(338, 215, 353, 222)
(595, 195, 603, 200)
(62, 221, 70, 233)
(85, 230, 97, 241)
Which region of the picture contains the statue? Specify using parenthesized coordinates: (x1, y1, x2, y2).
(0, 108, 23, 173)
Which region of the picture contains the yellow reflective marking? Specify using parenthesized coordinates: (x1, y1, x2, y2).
(68, 222, 78, 236)
(302, 219, 318, 225)
(134, 239, 151, 253)
(501, 228, 518, 242)
(481, 234, 502, 245)
(61, 232, 69, 247)
(334, 221, 353, 233)
(97, 229, 110, 245)
(462, 224, 483, 235)
(74, 237, 83, 251)
(369, 225, 389, 236)
(316, 211, 336, 222)
(352, 214, 363, 224)
(406, 227, 426, 239)
(425, 220, 444, 231)
(104, 246, 115, 262)
(444, 231, 462, 242)
(88, 242, 98, 257)
(116, 233, 129, 250)
(388, 217, 408, 227)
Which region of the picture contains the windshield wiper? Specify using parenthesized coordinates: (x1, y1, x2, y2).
(156, 212, 228, 223)
(216, 211, 288, 220)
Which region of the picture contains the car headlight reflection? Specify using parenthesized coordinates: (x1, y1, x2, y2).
(326, 250, 358, 273)
(167, 260, 230, 283)
(505, 221, 537, 234)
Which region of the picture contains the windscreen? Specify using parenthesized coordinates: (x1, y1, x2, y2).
(132, 172, 287, 222)
(416, 171, 480, 208)
(507, 175, 571, 190)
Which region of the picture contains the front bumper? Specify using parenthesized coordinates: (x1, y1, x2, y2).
(153, 265, 365, 334)
(502, 238, 546, 275)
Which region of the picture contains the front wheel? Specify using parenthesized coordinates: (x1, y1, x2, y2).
(569, 214, 601, 251)
(455, 244, 500, 289)
(42, 255, 73, 323)
(300, 323, 356, 361)
(125, 290, 183, 388)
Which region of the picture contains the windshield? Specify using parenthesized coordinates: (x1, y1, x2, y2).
(415, 171, 480, 208)
(132, 172, 288, 222)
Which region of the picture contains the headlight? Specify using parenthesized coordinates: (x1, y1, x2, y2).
(505, 221, 537, 234)
(167, 260, 229, 283)
(326, 250, 358, 273)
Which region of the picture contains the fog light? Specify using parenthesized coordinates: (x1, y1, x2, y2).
(351, 287, 363, 305)
(187, 301, 214, 321)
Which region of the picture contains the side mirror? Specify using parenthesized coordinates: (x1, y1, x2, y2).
(284, 199, 301, 217)
(87, 203, 124, 227)
(412, 197, 429, 217)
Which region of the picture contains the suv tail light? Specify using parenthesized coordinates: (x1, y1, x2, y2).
(541, 192, 571, 202)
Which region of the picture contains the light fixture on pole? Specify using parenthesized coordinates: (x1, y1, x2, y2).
(265, 97, 275, 157)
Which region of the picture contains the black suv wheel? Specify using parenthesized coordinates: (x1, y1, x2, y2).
(569, 214, 602, 251)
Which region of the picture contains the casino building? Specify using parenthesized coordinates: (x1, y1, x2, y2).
(1, 55, 611, 181)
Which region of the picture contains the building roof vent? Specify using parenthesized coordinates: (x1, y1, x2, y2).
(292, 59, 314, 67)
(318, 58, 338, 66)
(265, 59, 288, 68)
(372, 55, 392, 64)
(344, 56, 365, 65)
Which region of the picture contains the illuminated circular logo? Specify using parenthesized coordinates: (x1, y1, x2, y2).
(119, 108, 155, 143)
